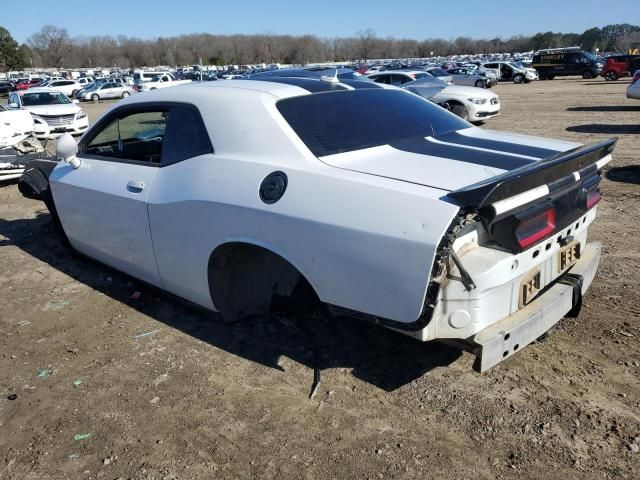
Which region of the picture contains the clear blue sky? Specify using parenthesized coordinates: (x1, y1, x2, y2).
(7, 0, 636, 43)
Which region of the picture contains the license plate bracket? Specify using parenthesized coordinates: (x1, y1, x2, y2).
(558, 241, 581, 273)
(519, 268, 541, 308)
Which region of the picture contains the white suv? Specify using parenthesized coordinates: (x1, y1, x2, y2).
(42, 79, 81, 97)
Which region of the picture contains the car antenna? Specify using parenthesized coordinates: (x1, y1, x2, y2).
(320, 69, 339, 83)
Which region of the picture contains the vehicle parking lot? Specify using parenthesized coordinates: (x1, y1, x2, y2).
(1, 77, 639, 479)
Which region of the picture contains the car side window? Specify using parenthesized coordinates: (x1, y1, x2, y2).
(161, 106, 213, 163)
(372, 75, 390, 84)
(85, 110, 168, 163)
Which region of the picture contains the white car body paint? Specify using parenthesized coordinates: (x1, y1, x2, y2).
(0, 106, 35, 148)
(136, 74, 191, 92)
(41, 80, 613, 370)
(42, 80, 81, 97)
(431, 86, 500, 122)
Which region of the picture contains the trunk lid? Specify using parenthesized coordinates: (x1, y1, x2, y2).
(320, 127, 582, 193)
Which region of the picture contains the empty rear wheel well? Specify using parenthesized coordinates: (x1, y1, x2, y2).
(208, 242, 318, 323)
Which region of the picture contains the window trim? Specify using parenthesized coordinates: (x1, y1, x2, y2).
(78, 101, 213, 167)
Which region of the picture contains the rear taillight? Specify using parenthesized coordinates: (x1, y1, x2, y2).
(586, 185, 602, 209)
(515, 206, 556, 249)
(583, 175, 602, 209)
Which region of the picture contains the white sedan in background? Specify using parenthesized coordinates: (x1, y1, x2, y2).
(7, 89, 88, 139)
(18, 79, 614, 372)
(369, 71, 500, 123)
(627, 71, 640, 99)
(77, 82, 135, 102)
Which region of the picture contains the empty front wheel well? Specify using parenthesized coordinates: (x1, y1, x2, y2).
(208, 242, 319, 323)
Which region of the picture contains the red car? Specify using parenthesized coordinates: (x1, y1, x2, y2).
(28, 78, 46, 87)
(14, 80, 30, 91)
(602, 54, 640, 81)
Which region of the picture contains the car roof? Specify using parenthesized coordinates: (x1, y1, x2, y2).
(238, 76, 383, 92)
(120, 79, 314, 102)
(371, 70, 428, 75)
(21, 87, 66, 94)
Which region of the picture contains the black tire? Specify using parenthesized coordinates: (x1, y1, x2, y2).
(539, 72, 548, 80)
(513, 74, 524, 84)
(91, 93, 99, 102)
(547, 74, 555, 80)
(450, 103, 469, 121)
(604, 71, 618, 81)
(474, 79, 486, 88)
(582, 70, 594, 79)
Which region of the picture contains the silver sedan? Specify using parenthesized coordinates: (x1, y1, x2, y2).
(446, 68, 493, 88)
(78, 82, 135, 102)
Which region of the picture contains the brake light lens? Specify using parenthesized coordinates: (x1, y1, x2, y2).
(515, 207, 556, 249)
(586, 186, 602, 209)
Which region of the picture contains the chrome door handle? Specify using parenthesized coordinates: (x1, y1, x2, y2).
(126, 180, 145, 193)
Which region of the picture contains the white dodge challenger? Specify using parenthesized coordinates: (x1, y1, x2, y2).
(19, 78, 616, 371)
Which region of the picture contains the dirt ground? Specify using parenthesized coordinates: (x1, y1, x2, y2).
(1, 78, 639, 480)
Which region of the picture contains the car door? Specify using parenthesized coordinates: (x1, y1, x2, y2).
(104, 83, 117, 99)
(499, 63, 512, 80)
(49, 107, 169, 286)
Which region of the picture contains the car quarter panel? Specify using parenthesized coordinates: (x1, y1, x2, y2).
(134, 85, 461, 323)
(147, 156, 460, 323)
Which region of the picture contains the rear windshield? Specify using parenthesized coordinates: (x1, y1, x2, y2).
(276, 89, 469, 157)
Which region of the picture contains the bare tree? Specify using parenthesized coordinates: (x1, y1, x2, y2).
(27, 25, 70, 67)
(356, 28, 377, 62)
(13, 22, 640, 69)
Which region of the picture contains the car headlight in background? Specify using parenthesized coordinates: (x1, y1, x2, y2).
(468, 98, 488, 105)
(76, 110, 87, 120)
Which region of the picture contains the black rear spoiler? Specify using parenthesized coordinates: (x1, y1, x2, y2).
(447, 138, 617, 208)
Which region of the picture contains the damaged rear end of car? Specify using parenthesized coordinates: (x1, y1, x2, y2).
(422, 139, 615, 371)
(278, 87, 616, 371)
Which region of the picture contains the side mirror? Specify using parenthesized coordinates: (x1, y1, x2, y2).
(56, 133, 81, 169)
(8, 102, 18, 109)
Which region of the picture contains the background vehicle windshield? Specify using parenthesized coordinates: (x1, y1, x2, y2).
(583, 52, 597, 62)
(277, 89, 469, 157)
(429, 68, 449, 77)
(22, 92, 71, 106)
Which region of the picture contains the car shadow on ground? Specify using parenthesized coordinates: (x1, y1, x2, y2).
(0, 212, 463, 392)
(567, 105, 640, 112)
(580, 81, 632, 86)
(566, 124, 640, 134)
(605, 165, 640, 185)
